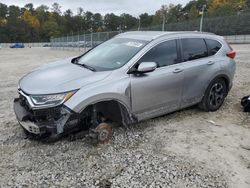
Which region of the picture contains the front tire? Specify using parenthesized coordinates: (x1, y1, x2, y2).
(199, 78, 228, 112)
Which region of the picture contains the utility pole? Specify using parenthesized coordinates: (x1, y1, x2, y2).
(161, 5, 167, 31)
(162, 13, 165, 31)
(199, 5, 206, 32)
(162, 6, 166, 31)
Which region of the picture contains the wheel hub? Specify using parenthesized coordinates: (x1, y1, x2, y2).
(209, 83, 224, 107)
(95, 123, 113, 144)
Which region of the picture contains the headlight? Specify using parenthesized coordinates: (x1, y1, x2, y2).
(30, 91, 76, 107)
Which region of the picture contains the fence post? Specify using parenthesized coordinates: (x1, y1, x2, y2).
(62, 36, 64, 51)
(71, 32, 73, 51)
(78, 32, 80, 51)
(66, 34, 68, 50)
(50, 37, 52, 49)
(91, 32, 93, 49)
(84, 33, 86, 52)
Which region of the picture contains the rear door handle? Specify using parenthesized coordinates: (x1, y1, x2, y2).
(173, 68, 183, 73)
(207, 61, 215, 65)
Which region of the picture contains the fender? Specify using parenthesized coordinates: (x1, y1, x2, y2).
(64, 76, 132, 114)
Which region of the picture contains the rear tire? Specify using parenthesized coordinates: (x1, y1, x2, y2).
(199, 78, 228, 112)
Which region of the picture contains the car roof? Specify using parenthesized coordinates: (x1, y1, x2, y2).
(115, 31, 217, 41)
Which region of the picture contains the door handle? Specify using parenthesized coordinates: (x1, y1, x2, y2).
(207, 61, 215, 65)
(173, 68, 183, 73)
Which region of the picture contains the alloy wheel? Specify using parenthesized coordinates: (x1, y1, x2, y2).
(208, 83, 224, 108)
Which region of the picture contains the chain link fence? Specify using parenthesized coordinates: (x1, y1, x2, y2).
(138, 13, 250, 35)
(50, 31, 120, 51)
(50, 13, 250, 51)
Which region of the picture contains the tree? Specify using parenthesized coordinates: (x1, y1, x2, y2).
(35, 5, 49, 23)
(92, 13, 103, 31)
(166, 4, 183, 23)
(22, 10, 40, 29)
(152, 10, 162, 26)
(51, 2, 61, 15)
(104, 13, 120, 31)
(183, 0, 208, 12)
(77, 7, 84, 16)
(24, 3, 34, 12)
(120, 13, 137, 30)
(247, 0, 250, 7)
(36, 5, 49, 12)
(189, 4, 199, 19)
(0, 1, 250, 43)
(208, 0, 246, 16)
(0, 3, 8, 18)
(64, 9, 74, 33)
(139, 13, 153, 28)
(43, 20, 60, 38)
(8, 5, 21, 18)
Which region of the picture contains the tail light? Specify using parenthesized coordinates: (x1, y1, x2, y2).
(226, 50, 236, 59)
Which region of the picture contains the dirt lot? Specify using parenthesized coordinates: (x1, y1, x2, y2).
(0, 46, 250, 187)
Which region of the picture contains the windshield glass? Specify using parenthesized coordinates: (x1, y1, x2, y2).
(78, 38, 148, 71)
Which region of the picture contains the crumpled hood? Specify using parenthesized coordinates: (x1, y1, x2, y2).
(19, 58, 111, 95)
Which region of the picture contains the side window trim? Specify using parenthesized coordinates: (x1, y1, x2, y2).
(179, 37, 209, 63)
(203, 38, 209, 56)
(204, 38, 223, 56)
(177, 38, 184, 63)
(132, 39, 179, 69)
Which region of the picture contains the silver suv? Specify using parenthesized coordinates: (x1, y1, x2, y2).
(14, 31, 236, 143)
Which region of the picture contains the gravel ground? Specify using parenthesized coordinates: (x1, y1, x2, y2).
(0, 46, 250, 188)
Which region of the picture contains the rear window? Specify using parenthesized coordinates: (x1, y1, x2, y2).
(205, 39, 222, 56)
(181, 38, 208, 62)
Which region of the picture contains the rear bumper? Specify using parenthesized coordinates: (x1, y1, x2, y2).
(13, 98, 78, 136)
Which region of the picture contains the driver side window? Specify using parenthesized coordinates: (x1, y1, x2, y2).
(138, 39, 178, 68)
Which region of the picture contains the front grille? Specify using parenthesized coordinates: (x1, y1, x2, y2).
(18, 91, 62, 121)
(33, 107, 62, 120)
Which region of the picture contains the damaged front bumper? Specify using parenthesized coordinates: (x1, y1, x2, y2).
(13, 97, 80, 137)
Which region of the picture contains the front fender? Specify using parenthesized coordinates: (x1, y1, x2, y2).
(64, 76, 131, 113)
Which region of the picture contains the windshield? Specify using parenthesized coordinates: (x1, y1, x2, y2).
(78, 38, 148, 71)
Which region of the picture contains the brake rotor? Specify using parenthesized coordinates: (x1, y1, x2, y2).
(95, 123, 113, 144)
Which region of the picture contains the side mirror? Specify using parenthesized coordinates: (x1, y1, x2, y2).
(137, 62, 157, 73)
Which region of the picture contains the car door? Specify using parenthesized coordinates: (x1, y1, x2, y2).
(179, 38, 222, 108)
(129, 39, 184, 120)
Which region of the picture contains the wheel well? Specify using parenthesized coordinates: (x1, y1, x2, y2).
(83, 100, 130, 126)
(217, 76, 230, 92)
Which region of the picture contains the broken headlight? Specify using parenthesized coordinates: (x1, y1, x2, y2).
(30, 91, 76, 107)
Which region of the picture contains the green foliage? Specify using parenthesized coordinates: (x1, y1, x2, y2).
(0, 3, 8, 18)
(209, 4, 235, 16)
(247, 0, 250, 7)
(43, 20, 60, 38)
(104, 13, 121, 31)
(139, 13, 153, 27)
(0, 1, 249, 42)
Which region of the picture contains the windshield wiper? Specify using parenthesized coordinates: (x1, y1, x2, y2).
(72, 58, 95, 71)
(80, 63, 96, 72)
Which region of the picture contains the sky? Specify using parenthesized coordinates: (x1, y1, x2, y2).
(1, 0, 190, 16)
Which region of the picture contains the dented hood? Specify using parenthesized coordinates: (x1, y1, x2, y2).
(19, 58, 112, 95)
